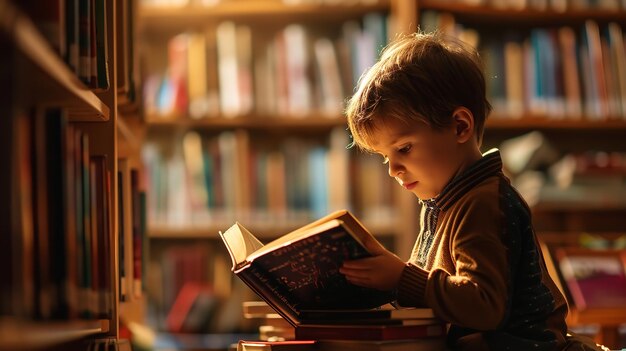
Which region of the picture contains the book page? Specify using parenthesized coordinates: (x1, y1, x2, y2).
(248, 219, 354, 261)
(273, 209, 374, 249)
(220, 222, 264, 269)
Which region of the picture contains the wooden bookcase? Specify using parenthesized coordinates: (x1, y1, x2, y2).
(0, 0, 144, 350)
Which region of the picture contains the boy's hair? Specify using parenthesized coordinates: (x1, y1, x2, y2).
(346, 32, 491, 151)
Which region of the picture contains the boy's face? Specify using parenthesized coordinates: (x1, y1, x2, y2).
(369, 117, 466, 200)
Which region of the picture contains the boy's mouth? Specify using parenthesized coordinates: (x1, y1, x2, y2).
(403, 181, 417, 190)
(396, 177, 417, 190)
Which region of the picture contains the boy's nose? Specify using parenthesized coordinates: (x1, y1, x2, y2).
(387, 160, 403, 177)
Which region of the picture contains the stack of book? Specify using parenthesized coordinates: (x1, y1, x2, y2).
(239, 301, 447, 351)
(221, 210, 448, 351)
(242, 301, 295, 342)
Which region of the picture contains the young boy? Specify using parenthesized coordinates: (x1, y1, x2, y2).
(339, 32, 605, 351)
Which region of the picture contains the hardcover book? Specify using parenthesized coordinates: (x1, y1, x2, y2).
(316, 338, 447, 351)
(219, 210, 394, 327)
(243, 300, 437, 327)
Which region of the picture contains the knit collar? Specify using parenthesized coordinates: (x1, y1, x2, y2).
(421, 148, 503, 211)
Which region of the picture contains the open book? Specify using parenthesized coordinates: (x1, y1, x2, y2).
(219, 210, 394, 326)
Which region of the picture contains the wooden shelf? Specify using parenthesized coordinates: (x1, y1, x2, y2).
(486, 117, 626, 130)
(148, 217, 400, 240)
(117, 116, 145, 159)
(0, 1, 109, 121)
(146, 115, 346, 130)
(145, 115, 626, 131)
(532, 201, 626, 212)
(0, 318, 109, 350)
(139, 0, 390, 29)
(417, 1, 626, 26)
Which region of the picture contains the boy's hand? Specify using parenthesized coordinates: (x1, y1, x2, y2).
(339, 234, 406, 291)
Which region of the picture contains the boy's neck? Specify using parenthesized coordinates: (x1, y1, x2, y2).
(451, 145, 484, 183)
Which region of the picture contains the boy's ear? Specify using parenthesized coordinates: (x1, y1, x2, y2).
(452, 107, 475, 143)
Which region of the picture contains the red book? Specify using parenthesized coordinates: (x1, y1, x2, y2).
(166, 282, 214, 333)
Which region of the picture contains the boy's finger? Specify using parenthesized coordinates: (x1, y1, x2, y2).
(342, 258, 377, 268)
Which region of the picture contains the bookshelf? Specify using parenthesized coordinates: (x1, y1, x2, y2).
(0, 0, 144, 350)
(416, 1, 626, 25)
(0, 1, 109, 120)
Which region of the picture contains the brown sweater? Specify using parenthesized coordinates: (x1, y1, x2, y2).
(396, 149, 569, 351)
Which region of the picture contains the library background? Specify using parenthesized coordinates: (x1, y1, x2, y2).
(1, 0, 626, 350)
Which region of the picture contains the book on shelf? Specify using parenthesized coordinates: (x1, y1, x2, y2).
(93, 0, 109, 91)
(166, 282, 217, 333)
(90, 154, 113, 318)
(130, 169, 143, 299)
(118, 159, 147, 302)
(556, 247, 626, 311)
(2, 110, 34, 317)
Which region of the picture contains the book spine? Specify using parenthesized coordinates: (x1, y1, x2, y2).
(94, 0, 109, 91)
(131, 169, 143, 298)
(78, 0, 91, 84)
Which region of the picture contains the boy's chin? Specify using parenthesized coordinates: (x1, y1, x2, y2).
(410, 190, 425, 199)
(411, 190, 437, 201)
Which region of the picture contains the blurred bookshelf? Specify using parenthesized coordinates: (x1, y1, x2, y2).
(0, 0, 146, 350)
(486, 117, 626, 130)
(132, 0, 626, 348)
(136, 0, 422, 340)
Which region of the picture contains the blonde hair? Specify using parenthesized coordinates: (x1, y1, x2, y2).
(345, 32, 491, 151)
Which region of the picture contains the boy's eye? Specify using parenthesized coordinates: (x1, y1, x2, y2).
(399, 145, 412, 154)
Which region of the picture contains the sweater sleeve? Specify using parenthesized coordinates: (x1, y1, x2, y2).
(396, 263, 429, 307)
